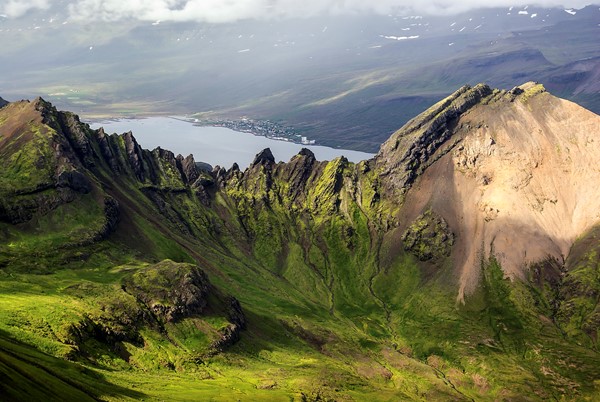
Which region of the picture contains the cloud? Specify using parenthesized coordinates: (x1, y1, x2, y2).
(1, 0, 49, 18)
(5, 0, 595, 22)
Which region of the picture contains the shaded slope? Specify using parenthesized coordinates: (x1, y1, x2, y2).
(0, 330, 145, 401)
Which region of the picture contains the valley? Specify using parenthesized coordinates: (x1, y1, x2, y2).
(0, 83, 599, 400)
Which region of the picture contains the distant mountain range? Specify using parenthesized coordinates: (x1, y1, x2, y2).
(1, 5, 599, 151)
(0, 83, 599, 400)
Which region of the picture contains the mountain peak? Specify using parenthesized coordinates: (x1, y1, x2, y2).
(375, 82, 494, 197)
(297, 148, 316, 159)
(31, 96, 57, 115)
(251, 148, 276, 166)
(380, 82, 600, 301)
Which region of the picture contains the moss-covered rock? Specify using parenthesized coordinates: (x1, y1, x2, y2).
(402, 210, 454, 261)
(122, 260, 210, 323)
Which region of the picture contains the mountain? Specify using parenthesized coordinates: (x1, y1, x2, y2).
(1, 6, 599, 152)
(0, 84, 599, 400)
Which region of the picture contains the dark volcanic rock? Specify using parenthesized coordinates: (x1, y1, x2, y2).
(0, 188, 76, 224)
(57, 170, 92, 194)
(178, 154, 200, 184)
(0, 96, 8, 108)
(281, 148, 318, 200)
(95, 128, 121, 173)
(252, 148, 276, 166)
(224, 163, 242, 185)
(376, 84, 494, 197)
(123, 131, 147, 181)
(56, 112, 95, 168)
(402, 210, 455, 261)
(32, 97, 56, 117)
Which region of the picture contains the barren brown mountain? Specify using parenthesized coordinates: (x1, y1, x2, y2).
(377, 82, 600, 301)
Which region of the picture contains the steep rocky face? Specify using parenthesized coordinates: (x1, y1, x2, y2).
(0, 96, 8, 108)
(0, 98, 215, 224)
(62, 260, 244, 358)
(0, 98, 101, 224)
(375, 83, 494, 198)
(380, 82, 600, 301)
(402, 210, 455, 262)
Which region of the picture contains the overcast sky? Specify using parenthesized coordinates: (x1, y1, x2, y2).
(1, 0, 594, 21)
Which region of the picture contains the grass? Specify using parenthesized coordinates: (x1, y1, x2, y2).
(0, 330, 146, 402)
(0, 98, 599, 401)
(2, 216, 599, 400)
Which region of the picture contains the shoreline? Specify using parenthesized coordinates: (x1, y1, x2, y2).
(88, 116, 321, 148)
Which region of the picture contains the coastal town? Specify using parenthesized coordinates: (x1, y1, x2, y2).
(189, 117, 316, 145)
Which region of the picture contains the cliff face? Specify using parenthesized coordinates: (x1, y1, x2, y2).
(375, 83, 494, 198)
(1, 85, 599, 399)
(376, 82, 600, 301)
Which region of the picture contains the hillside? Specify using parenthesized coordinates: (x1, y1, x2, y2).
(0, 84, 599, 400)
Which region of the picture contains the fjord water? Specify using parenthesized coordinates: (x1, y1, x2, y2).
(90, 117, 374, 168)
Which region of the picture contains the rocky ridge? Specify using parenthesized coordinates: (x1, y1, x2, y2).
(3, 83, 600, 302)
(1, 84, 600, 399)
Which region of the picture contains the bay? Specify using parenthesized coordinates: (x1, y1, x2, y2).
(89, 117, 374, 169)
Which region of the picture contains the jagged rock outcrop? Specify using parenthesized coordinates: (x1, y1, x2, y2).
(95, 127, 121, 173)
(0, 189, 75, 224)
(64, 260, 245, 355)
(0, 96, 8, 108)
(123, 131, 147, 182)
(56, 111, 96, 168)
(252, 148, 275, 166)
(402, 210, 455, 261)
(65, 299, 145, 350)
(375, 83, 493, 197)
(56, 170, 93, 194)
(179, 154, 200, 184)
(0, 98, 88, 223)
(122, 261, 211, 323)
(279, 148, 318, 202)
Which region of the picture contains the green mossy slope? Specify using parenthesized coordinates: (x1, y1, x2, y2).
(0, 92, 598, 401)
